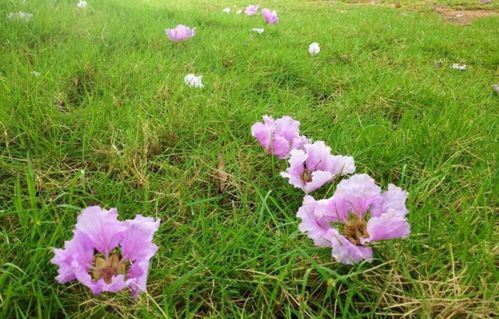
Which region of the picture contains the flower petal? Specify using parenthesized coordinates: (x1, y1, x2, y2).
(327, 229, 373, 265)
(75, 206, 126, 255)
(363, 211, 410, 243)
(121, 215, 160, 262)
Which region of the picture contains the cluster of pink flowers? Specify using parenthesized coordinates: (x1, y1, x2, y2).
(52, 206, 160, 296)
(252, 115, 410, 264)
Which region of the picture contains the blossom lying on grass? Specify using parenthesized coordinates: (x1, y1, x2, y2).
(165, 25, 195, 42)
(184, 74, 203, 88)
(32, 71, 41, 77)
(51, 206, 160, 296)
(281, 141, 355, 193)
(223, 7, 231, 13)
(451, 63, 466, 71)
(309, 42, 320, 56)
(7, 12, 33, 22)
(77, 0, 87, 9)
(245, 4, 260, 16)
(236, 9, 243, 15)
(251, 28, 264, 34)
(251, 115, 308, 159)
(262, 8, 279, 24)
(297, 174, 410, 264)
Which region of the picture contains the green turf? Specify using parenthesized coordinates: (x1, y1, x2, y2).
(0, 0, 498, 317)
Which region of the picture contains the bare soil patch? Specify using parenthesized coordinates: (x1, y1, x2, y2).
(435, 6, 498, 24)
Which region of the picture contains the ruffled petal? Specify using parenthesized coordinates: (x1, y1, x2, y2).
(297, 196, 338, 247)
(327, 229, 373, 265)
(121, 215, 160, 262)
(75, 206, 127, 255)
(363, 211, 410, 243)
(303, 170, 333, 193)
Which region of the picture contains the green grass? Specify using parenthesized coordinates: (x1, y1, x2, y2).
(1, 0, 498, 317)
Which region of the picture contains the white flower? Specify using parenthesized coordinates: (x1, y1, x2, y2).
(308, 42, 320, 56)
(236, 9, 243, 15)
(451, 63, 466, 71)
(184, 74, 203, 88)
(31, 71, 41, 77)
(223, 7, 231, 13)
(77, 0, 88, 9)
(251, 28, 264, 34)
(7, 11, 33, 22)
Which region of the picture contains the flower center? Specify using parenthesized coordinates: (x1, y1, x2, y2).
(343, 215, 368, 245)
(302, 168, 312, 183)
(92, 253, 127, 284)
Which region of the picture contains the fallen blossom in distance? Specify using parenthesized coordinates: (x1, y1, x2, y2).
(251, 115, 309, 159)
(280, 141, 355, 193)
(245, 4, 260, 16)
(451, 63, 466, 71)
(184, 74, 203, 88)
(309, 42, 320, 56)
(262, 8, 279, 24)
(251, 28, 264, 34)
(223, 7, 231, 13)
(77, 0, 87, 9)
(165, 25, 195, 42)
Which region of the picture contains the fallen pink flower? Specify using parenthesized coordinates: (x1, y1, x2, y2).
(245, 4, 259, 16)
(280, 141, 355, 193)
(297, 174, 410, 264)
(51, 206, 160, 296)
(262, 8, 278, 24)
(165, 24, 195, 42)
(251, 115, 308, 159)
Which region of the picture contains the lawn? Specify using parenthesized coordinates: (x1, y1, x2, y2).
(0, 0, 497, 318)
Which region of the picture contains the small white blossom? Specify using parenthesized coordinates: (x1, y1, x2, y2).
(451, 63, 467, 71)
(184, 74, 203, 88)
(77, 0, 88, 9)
(236, 9, 243, 15)
(308, 42, 320, 56)
(31, 71, 41, 77)
(251, 28, 264, 34)
(223, 7, 231, 13)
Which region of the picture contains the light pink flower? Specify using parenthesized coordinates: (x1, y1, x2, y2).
(297, 174, 410, 264)
(251, 115, 309, 159)
(245, 4, 259, 16)
(281, 141, 355, 193)
(262, 8, 278, 24)
(51, 206, 160, 296)
(165, 25, 195, 42)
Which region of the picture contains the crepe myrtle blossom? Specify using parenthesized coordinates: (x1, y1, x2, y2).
(165, 25, 195, 42)
(223, 7, 231, 13)
(32, 71, 41, 77)
(236, 9, 243, 15)
(281, 141, 355, 193)
(184, 74, 203, 88)
(262, 8, 279, 24)
(7, 12, 33, 21)
(297, 174, 410, 264)
(251, 28, 264, 34)
(51, 206, 160, 296)
(245, 4, 259, 16)
(251, 115, 309, 159)
(309, 42, 320, 56)
(77, 0, 87, 9)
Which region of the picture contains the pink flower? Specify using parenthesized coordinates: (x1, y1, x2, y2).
(245, 4, 259, 16)
(251, 115, 309, 159)
(280, 141, 355, 193)
(165, 24, 195, 42)
(51, 206, 160, 296)
(297, 174, 410, 264)
(262, 8, 278, 24)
